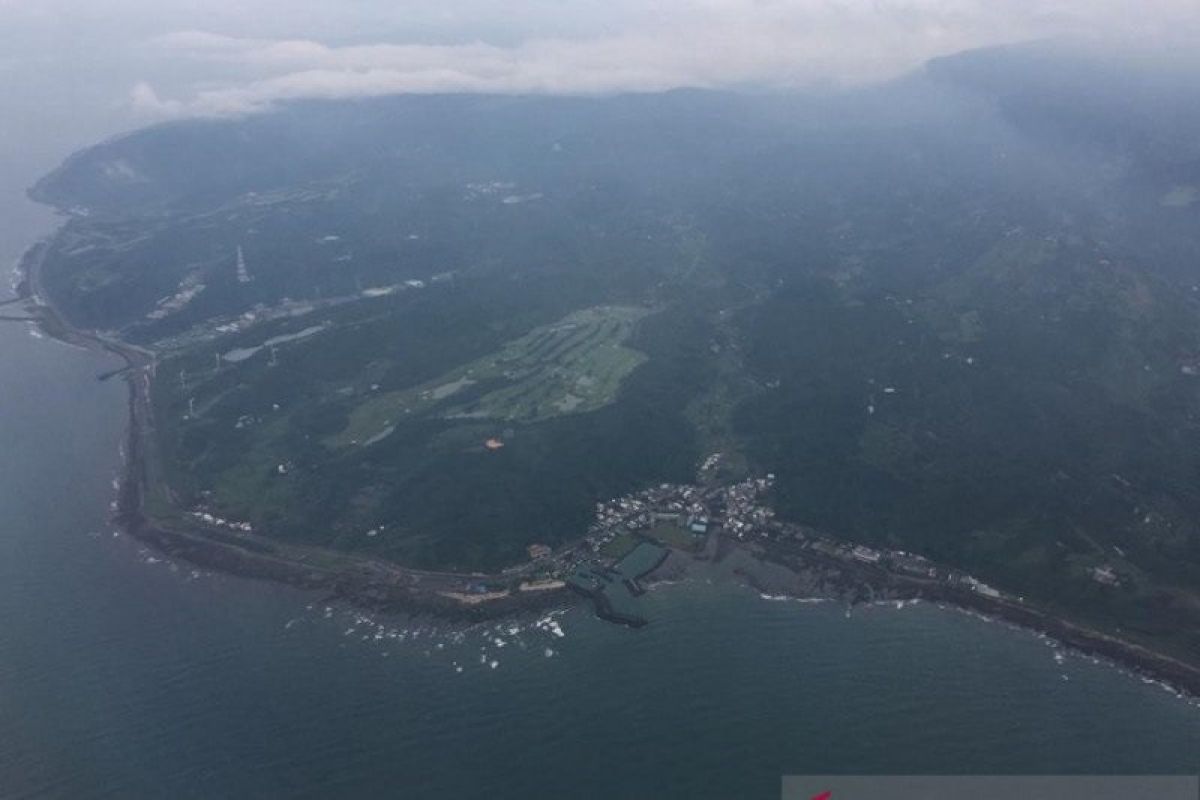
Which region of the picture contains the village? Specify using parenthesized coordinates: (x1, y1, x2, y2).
(171, 442, 1126, 630)
(503, 452, 1023, 626)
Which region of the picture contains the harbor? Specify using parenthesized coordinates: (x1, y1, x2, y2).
(566, 542, 669, 626)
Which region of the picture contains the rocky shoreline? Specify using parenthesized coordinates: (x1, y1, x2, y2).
(111, 386, 576, 625)
(13, 235, 575, 624)
(727, 540, 1200, 699)
(10, 231, 1200, 700)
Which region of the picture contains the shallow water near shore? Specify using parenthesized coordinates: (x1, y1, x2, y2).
(2, 257, 1200, 799)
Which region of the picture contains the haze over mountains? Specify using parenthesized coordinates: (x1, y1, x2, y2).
(28, 42, 1200, 659)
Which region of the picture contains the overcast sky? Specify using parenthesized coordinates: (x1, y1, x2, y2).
(1, 0, 1198, 233)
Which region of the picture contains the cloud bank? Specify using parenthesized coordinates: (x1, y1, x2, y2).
(114, 0, 1200, 117)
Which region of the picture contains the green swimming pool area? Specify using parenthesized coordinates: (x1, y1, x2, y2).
(567, 542, 669, 626)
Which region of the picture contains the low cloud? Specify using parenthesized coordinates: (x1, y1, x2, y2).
(127, 0, 1200, 118)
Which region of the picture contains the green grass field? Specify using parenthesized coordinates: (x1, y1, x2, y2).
(599, 531, 640, 559)
(329, 305, 650, 447)
(647, 521, 701, 550)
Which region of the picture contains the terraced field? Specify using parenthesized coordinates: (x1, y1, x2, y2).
(330, 305, 651, 447)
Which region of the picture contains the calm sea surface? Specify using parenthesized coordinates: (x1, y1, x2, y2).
(1, 219, 1198, 799)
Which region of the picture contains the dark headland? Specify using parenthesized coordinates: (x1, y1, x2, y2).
(12, 237, 1200, 699)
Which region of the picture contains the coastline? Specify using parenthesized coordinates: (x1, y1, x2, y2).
(726, 540, 1200, 699)
(10, 225, 1200, 700)
(12, 232, 573, 624)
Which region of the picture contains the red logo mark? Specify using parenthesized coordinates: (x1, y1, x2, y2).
(810, 793, 832, 800)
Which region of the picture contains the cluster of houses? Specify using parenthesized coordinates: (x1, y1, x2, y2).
(586, 482, 711, 549)
(777, 527, 1004, 599)
(571, 452, 1014, 603)
(721, 475, 776, 539)
(187, 509, 253, 534)
(573, 470, 779, 562)
(581, 471, 775, 549)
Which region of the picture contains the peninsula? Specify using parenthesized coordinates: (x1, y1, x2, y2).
(15, 44, 1200, 695)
